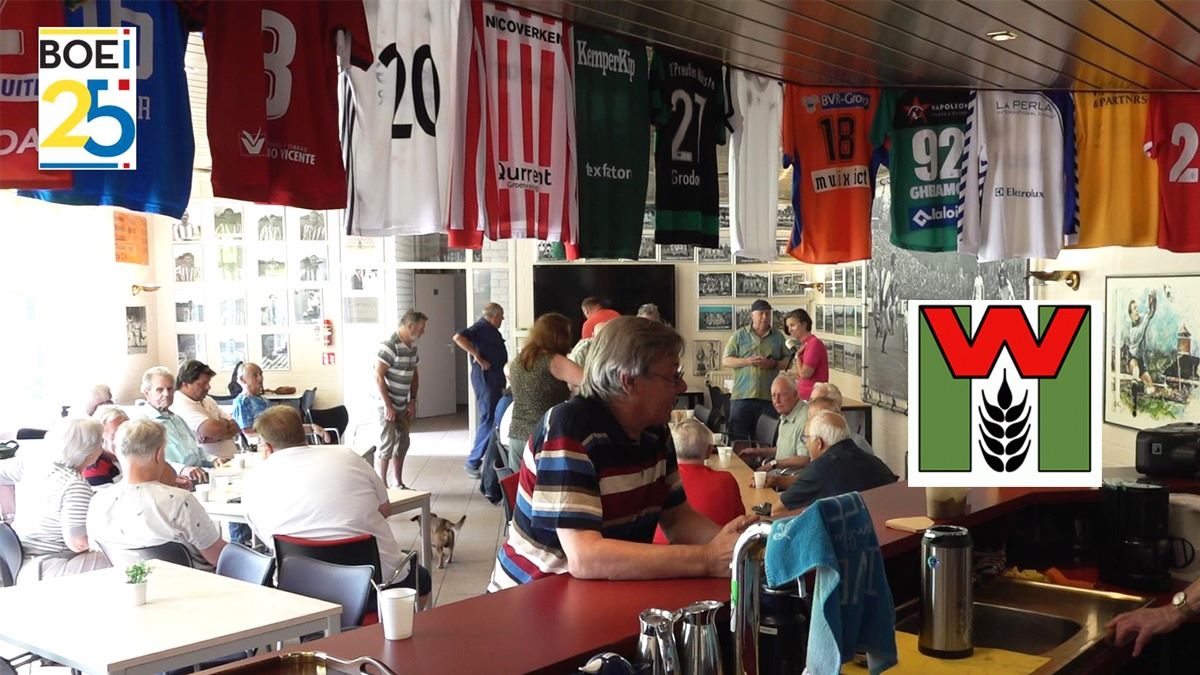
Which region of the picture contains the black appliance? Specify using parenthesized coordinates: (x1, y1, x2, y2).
(757, 578, 810, 674)
(1098, 479, 1172, 590)
(1136, 423, 1200, 478)
(532, 264, 676, 338)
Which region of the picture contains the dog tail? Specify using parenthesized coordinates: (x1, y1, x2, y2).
(453, 514, 466, 529)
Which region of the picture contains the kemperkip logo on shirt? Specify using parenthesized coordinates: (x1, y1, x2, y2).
(908, 301, 1102, 487)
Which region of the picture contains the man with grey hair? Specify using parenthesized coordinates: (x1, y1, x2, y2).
(0, 418, 110, 580)
(87, 419, 226, 571)
(137, 366, 209, 483)
(83, 384, 113, 417)
(376, 310, 427, 488)
(772, 411, 896, 514)
(636, 303, 662, 322)
(810, 382, 874, 456)
(452, 303, 508, 479)
(723, 299, 787, 442)
(489, 317, 754, 591)
(651, 418, 744, 544)
(738, 372, 808, 469)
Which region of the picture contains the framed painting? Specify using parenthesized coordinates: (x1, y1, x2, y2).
(1104, 274, 1200, 430)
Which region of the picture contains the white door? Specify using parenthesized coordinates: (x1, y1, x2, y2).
(414, 273, 458, 418)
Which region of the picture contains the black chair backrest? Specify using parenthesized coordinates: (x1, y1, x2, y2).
(754, 414, 780, 446)
(307, 406, 349, 440)
(15, 429, 46, 440)
(273, 533, 382, 585)
(98, 541, 194, 569)
(277, 555, 374, 630)
(707, 386, 731, 432)
(228, 361, 244, 397)
(0, 523, 24, 587)
(216, 542, 275, 586)
(300, 388, 317, 423)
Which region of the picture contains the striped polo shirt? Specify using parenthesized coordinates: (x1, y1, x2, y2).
(488, 396, 686, 591)
(378, 332, 419, 407)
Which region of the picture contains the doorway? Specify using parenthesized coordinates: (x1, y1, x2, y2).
(413, 271, 469, 419)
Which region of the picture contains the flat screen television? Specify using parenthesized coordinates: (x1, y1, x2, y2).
(533, 264, 676, 340)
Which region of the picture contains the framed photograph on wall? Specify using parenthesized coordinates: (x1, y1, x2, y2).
(734, 305, 752, 330)
(172, 209, 200, 241)
(815, 305, 825, 333)
(256, 291, 287, 327)
(535, 241, 566, 262)
(248, 204, 285, 241)
(174, 244, 202, 283)
(212, 201, 244, 239)
(693, 340, 721, 377)
(175, 296, 204, 323)
(638, 233, 657, 261)
(346, 268, 382, 294)
(294, 289, 323, 324)
(698, 305, 733, 331)
(177, 334, 205, 364)
(218, 336, 247, 371)
(293, 208, 328, 241)
(697, 241, 732, 264)
(260, 334, 290, 371)
(660, 243, 694, 261)
(771, 271, 809, 297)
(698, 272, 733, 298)
(215, 244, 244, 282)
(218, 296, 247, 327)
(1104, 274, 1200, 430)
(735, 272, 769, 298)
(126, 307, 147, 355)
(294, 244, 329, 283)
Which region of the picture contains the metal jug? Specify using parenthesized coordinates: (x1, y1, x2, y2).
(638, 608, 681, 675)
(679, 600, 724, 675)
(919, 525, 973, 658)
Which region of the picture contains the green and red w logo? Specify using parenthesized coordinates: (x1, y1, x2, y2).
(908, 301, 1102, 487)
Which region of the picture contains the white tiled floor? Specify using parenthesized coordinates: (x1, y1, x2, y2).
(383, 408, 507, 607)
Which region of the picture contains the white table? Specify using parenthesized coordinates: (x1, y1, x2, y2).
(0, 560, 340, 675)
(201, 485, 434, 575)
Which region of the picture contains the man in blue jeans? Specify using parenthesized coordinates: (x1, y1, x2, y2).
(452, 303, 508, 478)
(722, 299, 787, 442)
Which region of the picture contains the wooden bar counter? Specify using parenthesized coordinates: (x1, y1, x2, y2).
(218, 474, 1197, 675)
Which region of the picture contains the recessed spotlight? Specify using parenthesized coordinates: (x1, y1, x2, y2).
(986, 30, 1018, 42)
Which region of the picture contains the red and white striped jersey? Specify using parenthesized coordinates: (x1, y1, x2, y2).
(448, 2, 577, 248)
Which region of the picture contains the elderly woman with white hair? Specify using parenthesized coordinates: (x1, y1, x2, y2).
(0, 418, 110, 581)
(489, 317, 754, 591)
(652, 418, 745, 544)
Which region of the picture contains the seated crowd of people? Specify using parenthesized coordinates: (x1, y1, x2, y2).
(0, 360, 429, 605)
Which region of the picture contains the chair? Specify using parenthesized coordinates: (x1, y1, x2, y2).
(707, 385, 732, 434)
(308, 405, 349, 444)
(210, 394, 237, 405)
(228, 361, 244, 397)
(15, 428, 46, 440)
(299, 388, 318, 423)
(216, 542, 275, 586)
(273, 533, 384, 585)
(276, 555, 374, 631)
(731, 414, 781, 463)
(0, 522, 23, 587)
(499, 472, 520, 523)
(693, 404, 722, 435)
(98, 541, 194, 568)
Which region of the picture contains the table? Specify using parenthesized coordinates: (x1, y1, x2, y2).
(707, 451, 782, 513)
(200, 483, 434, 576)
(0, 560, 340, 675)
(842, 397, 872, 444)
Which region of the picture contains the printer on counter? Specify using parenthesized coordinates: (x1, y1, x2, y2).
(1137, 423, 1200, 478)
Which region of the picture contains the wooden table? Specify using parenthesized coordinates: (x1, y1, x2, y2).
(200, 480, 434, 575)
(0, 560, 340, 675)
(706, 451, 782, 513)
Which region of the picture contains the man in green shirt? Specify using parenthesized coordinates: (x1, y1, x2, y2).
(738, 373, 808, 469)
(722, 299, 787, 441)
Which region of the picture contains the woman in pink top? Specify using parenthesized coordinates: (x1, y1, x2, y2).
(785, 309, 828, 400)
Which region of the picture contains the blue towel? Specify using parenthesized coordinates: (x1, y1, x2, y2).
(765, 492, 897, 675)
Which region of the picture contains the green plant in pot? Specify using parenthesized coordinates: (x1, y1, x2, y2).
(125, 561, 152, 606)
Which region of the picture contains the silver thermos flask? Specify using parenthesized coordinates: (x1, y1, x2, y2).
(918, 525, 973, 658)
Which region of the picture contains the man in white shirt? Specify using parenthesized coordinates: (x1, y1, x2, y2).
(241, 406, 431, 606)
(171, 360, 239, 462)
(87, 419, 226, 571)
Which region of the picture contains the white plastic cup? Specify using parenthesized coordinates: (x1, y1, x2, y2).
(193, 484, 210, 502)
(717, 447, 733, 465)
(753, 471, 768, 489)
(379, 587, 417, 640)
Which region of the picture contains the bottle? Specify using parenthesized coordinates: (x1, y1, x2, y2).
(918, 525, 973, 658)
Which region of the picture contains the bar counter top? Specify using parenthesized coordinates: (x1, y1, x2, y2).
(218, 473, 1197, 675)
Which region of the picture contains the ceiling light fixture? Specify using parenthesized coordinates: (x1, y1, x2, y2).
(986, 30, 1018, 42)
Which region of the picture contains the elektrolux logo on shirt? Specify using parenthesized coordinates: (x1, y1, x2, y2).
(908, 301, 1102, 488)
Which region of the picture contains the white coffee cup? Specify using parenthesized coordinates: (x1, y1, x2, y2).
(193, 484, 211, 502)
(379, 587, 417, 640)
(717, 447, 733, 465)
(753, 471, 768, 489)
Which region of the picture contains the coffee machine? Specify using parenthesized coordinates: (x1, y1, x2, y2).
(1098, 479, 1173, 590)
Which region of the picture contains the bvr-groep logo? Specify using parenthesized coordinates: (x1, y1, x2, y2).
(908, 301, 1102, 487)
(38, 27, 137, 170)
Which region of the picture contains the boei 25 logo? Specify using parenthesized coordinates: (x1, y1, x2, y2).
(38, 27, 137, 170)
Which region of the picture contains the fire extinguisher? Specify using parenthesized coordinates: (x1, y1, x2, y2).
(322, 319, 334, 347)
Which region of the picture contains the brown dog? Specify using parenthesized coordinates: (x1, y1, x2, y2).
(412, 513, 466, 568)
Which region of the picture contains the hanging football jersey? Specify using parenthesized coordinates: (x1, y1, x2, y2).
(649, 49, 725, 248)
(449, 2, 578, 249)
(1072, 92, 1157, 248)
(20, 0, 192, 216)
(569, 27, 649, 259)
(0, 0, 70, 189)
(1144, 93, 1200, 253)
(869, 89, 971, 252)
(179, 0, 372, 210)
(782, 85, 878, 264)
(957, 91, 1076, 262)
(727, 68, 782, 262)
(342, 0, 469, 237)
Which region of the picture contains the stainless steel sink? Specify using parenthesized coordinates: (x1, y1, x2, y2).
(896, 602, 1083, 655)
(895, 578, 1152, 672)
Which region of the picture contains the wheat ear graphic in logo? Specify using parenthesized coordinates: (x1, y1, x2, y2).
(978, 370, 1030, 473)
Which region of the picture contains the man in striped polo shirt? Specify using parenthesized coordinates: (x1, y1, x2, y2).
(489, 317, 754, 591)
(375, 310, 426, 488)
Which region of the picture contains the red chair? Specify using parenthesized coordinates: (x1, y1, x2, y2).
(499, 472, 520, 522)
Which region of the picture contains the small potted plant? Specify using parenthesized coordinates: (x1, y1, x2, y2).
(125, 561, 152, 606)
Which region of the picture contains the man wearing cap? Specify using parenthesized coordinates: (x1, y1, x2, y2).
(722, 299, 788, 442)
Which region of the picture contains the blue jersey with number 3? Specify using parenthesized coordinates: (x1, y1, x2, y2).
(21, 0, 193, 218)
